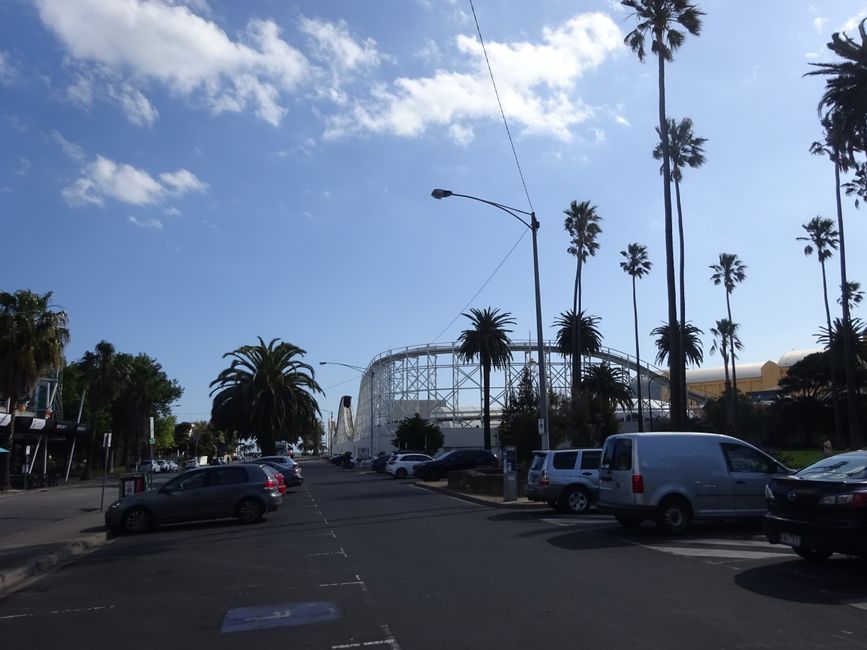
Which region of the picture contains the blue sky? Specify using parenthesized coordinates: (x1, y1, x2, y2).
(3, 0, 867, 422)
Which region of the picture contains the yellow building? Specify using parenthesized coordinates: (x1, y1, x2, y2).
(684, 348, 822, 400)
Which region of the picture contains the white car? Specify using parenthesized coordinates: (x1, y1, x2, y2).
(183, 459, 199, 469)
(139, 460, 160, 473)
(386, 453, 434, 479)
(165, 460, 179, 472)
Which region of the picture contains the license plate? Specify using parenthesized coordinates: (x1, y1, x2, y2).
(781, 532, 801, 547)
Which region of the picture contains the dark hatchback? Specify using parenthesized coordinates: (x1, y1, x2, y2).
(414, 449, 498, 481)
(765, 451, 867, 560)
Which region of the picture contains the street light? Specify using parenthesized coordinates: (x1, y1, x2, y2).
(319, 361, 376, 462)
(431, 188, 550, 449)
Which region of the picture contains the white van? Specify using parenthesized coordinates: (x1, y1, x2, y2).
(598, 432, 790, 534)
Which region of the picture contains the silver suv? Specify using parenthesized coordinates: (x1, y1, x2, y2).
(526, 448, 601, 514)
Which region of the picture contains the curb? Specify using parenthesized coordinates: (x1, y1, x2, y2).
(413, 481, 549, 509)
(0, 531, 109, 600)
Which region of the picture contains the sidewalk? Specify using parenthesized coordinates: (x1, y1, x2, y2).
(0, 481, 112, 599)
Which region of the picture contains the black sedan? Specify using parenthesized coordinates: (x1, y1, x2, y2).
(413, 449, 498, 481)
(765, 450, 867, 560)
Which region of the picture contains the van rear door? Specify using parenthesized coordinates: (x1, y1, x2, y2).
(599, 436, 635, 506)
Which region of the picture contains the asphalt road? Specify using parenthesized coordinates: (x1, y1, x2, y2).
(1, 461, 866, 649)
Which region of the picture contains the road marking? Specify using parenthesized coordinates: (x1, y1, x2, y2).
(668, 538, 777, 548)
(308, 548, 347, 558)
(307, 531, 337, 538)
(843, 600, 867, 611)
(0, 605, 115, 620)
(638, 544, 792, 560)
(221, 602, 339, 633)
(331, 640, 396, 648)
(318, 580, 365, 588)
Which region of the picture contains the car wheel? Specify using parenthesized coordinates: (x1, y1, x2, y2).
(237, 498, 265, 524)
(395, 468, 408, 479)
(794, 545, 833, 561)
(122, 507, 152, 534)
(615, 515, 643, 528)
(656, 497, 691, 535)
(560, 487, 591, 514)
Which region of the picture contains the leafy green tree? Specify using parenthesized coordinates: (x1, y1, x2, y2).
(497, 366, 540, 463)
(154, 415, 177, 456)
(651, 320, 704, 367)
(563, 200, 602, 396)
(391, 413, 443, 455)
(620, 243, 652, 431)
(457, 308, 515, 451)
(653, 116, 706, 415)
(798, 216, 843, 445)
(79, 341, 128, 478)
(210, 338, 322, 456)
(0, 290, 69, 488)
(622, 0, 704, 430)
(710, 253, 747, 395)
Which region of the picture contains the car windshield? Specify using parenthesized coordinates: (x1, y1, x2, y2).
(797, 455, 867, 480)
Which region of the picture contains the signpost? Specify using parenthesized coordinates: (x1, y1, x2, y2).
(149, 416, 155, 461)
(99, 432, 112, 511)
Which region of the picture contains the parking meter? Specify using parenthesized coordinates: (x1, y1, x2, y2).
(503, 445, 518, 502)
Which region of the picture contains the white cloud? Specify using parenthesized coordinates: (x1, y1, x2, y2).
(129, 216, 163, 229)
(592, 128, 606, 143)
(615, 115, 630, 127)
(325, 12, 622, 142)
(52, 130, 86, 161)
(415, 38, 441, 64)
(63, 155, 206, 207)
(4, 114, 28, 133)
(35, 0, 313, 126)
(813, 17, 828, 34)
(841, 12, 867, 33)
(164, 206, 181, 216)
(448, 123, 474, 146)
(109, 83, 159, 125)
(17, 158, 31, 177)
(0, 51, 16, 83)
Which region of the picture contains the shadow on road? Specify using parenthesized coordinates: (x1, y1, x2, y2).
(734, 557, 867, 605)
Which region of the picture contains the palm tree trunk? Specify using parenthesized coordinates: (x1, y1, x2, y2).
(835, 161, 861, 448)
(725, 292, 738, 396)
(572, 260, 583, 399)
(820, 259, 845, 448)
(1, 396, 18, 489)
(657, 49, 682, 430)
(482, 362, 491, 450)
(632, 276, 644, 432)
(675, 179, 688, 420)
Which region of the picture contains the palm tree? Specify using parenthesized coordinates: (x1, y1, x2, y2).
(563, 200, 602, 397)
(622, 0, 704, 430)
(79, 341, 128, 479)
(651, 321, 704, 367)
(620, 243, 652, 431)
(839, 280, 864, 311)
(456, 308, 515, 450)
(0, 290, 69, 488)
(798, 216, 844, 446)
(807, 19, 867, 160)
(554, 310, 603, 361)
(583, 363, 634, 411)
(709, 319, 742, 401)
(811, 116, 862, 448)
(652, 116, 706, 415)
(710, 253, 747, 398)
(210, 338, 322, 456)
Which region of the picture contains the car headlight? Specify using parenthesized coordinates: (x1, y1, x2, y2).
(109, 500, 122, 509)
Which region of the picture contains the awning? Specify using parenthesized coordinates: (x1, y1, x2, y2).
(0, 414, 91, 437)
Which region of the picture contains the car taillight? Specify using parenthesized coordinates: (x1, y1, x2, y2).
(540, 470, 550, 487)
(263, 478, 277, 490)
(632, 474, 644, 494)
(820, 492, 867, 506)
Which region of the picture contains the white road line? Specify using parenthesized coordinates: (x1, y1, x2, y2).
(0, 605, 115, 620)
(308, 548, 347, 558)
(669, 538, 778, 548)
(318, 581, 365, 587)
(843, 599, 867, 611)
(331, 640, 396, 649)
(307, 531, 337, 538)
(639, 545, 793, 560)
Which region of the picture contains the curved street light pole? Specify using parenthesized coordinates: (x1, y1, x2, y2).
(319, 361, 376, 462)
(431, 189, 550, 450)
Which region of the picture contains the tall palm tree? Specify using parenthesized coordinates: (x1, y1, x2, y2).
(620, 243, 652, 431)
(0, 290, 69, 488)
(710, 253, 747, 398)
(798, 216, 844, 445)
(651, 321, 704, 367)
(210, 338, 322, 456)
(811, 117, 862, 449)
(709, 319, 742, 402)
(554, 310, 603, 362)
(456, 308, 515, 450)
(79, 341, 128, 479)
(563, 200, 602, 397)
(623, 0, 704, 431)
(839, 280, 864, 311)
(652, 116, 706, 415)
(807, 19, 867, 160)
(583, 363, 634, 412)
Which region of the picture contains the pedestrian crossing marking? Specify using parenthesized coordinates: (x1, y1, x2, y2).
(668, 537, 775, 548)
(638, 545, 792, 560)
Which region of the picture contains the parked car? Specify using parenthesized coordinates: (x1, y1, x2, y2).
(765, 450, 867, 560)
(183, 459, 199, 470)
(386, 453, 434, 479)
(526, 448, 601, 514)
(138, 460, 160, 473)
(371, 453, 390, 473)
(597, 432, 791, 534)
(104, 463, 283, 533)
(165, 460, 179, 472)
(413, 449, 498, 481)
(258, 456, 303, 488)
